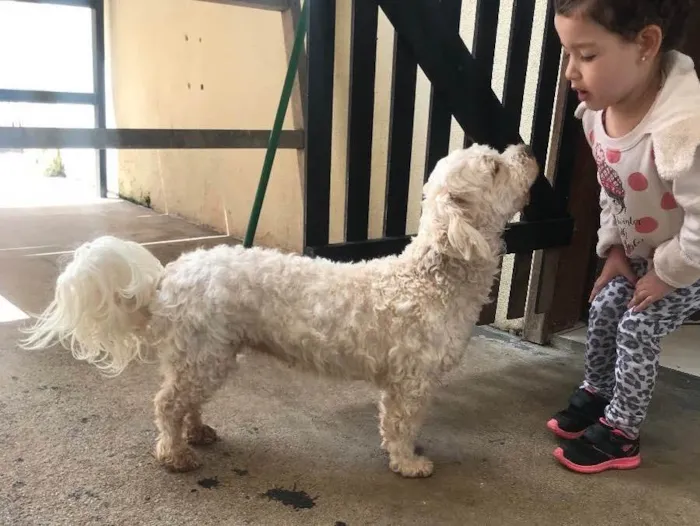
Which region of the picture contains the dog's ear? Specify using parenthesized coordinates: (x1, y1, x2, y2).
(444, 155, 498, 202)
(446, 211, 491, 261)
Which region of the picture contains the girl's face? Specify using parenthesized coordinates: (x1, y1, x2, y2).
(554, 13, 649, 111)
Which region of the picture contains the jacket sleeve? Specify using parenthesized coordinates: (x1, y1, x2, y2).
(596, 189, 622, 258)
(654, 151, 700, 288)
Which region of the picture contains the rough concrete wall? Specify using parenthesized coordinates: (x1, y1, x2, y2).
(105, 0, 303, 252)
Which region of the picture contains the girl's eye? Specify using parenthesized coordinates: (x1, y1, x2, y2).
(580, 55, 597, 62)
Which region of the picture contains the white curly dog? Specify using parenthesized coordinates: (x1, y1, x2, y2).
(21, 143, 538, 478)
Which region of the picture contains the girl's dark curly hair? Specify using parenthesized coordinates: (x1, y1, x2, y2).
(553, 0, 696, 51)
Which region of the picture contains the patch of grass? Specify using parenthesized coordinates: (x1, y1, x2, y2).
(44, 150, 66, 178)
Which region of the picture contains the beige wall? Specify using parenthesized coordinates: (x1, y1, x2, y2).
(105, 0, 303, 251)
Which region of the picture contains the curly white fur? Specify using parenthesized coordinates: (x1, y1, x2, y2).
(21, 143, 538, 478)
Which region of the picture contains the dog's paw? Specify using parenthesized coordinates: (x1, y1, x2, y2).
(186, 424, 218, 446)
(390, 455, 434, 478)
(156, 444, 202, 472)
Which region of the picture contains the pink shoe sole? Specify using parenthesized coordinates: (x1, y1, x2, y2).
(553, 447, 641, 474)
(546, 419, 585, 440)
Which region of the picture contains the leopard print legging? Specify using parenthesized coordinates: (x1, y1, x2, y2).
(583, 259, 700, 438)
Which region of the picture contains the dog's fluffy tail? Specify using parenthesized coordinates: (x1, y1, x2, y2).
(20, 235, 164, 376)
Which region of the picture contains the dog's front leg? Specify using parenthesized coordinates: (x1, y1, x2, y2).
(184, 409, 218, 446)
(378, 382, 434, 478)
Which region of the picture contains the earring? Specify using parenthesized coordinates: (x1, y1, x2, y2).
(642, 56, 648, 62)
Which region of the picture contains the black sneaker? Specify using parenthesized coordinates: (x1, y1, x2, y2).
(553, 418, 641, 474)
(547, 388, 609, 440)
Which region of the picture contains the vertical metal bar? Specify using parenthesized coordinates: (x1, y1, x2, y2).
(504, 0, 538, 321)
(501, 0, 535, 129)
(549, 90, 580, 209)
(534, 90, 580, 315)
(478, 260, 501, 325)
(383, 36, 417, 237)
(345, 0, 378, 242)
(424, 0, 462, 181)
(529, 0, 561, 169)
(92, 0, 107, 197)
(506, 252, 532, 319)
(303, 0, 336, 249)
(464, 0, 500, 147)
(471, 0, 500, 80)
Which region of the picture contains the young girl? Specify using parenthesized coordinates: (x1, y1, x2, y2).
(548, 0, 700, 474)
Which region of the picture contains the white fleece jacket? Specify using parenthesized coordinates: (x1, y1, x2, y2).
(576, 51, 700, 288)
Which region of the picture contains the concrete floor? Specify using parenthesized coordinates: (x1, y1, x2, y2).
(555, 324, 700, 378)
(1, 200, 700, 525)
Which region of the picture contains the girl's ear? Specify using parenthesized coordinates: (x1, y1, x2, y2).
(636, 24, 663, 62)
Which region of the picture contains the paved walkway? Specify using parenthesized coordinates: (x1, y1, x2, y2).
(1, 200, 698, 525)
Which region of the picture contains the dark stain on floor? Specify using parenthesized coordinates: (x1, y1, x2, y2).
(262, 485, 317, 510)
(233, 468, 249, 476)
(197, 477, 220, 489)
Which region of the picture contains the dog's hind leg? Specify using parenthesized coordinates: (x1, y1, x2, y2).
(379, 381, 434, 478)
(154, 342, 235, 472)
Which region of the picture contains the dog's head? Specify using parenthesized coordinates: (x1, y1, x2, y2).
(417, 143, 538, 262)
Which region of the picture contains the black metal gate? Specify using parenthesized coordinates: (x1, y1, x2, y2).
(302, 0, 579, 325)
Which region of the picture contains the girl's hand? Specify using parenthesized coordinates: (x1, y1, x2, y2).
(589, 245, 638, 303)
(628, 271, 675, 312)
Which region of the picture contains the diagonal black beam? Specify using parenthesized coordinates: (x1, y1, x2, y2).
(375, 0, 567, 220)
(377, 0, 515, 149)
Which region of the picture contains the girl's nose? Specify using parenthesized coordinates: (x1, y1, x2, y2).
(565, 57, 580, 81)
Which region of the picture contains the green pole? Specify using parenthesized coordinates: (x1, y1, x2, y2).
(243, 0, 308, 248)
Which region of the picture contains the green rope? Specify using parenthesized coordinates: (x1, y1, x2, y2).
(243, 0, 308, 248)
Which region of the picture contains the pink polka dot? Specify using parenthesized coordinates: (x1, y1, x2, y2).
(628, 172, 649, 191)
(661, 192, 678, 210)
(606, 149, 621, 163)
(635, 217, 658, 234)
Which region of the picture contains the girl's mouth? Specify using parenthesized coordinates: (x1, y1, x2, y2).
(575, 89, 590, 102)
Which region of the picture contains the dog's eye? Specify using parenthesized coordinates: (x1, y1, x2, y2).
(492, 161, 502, 177)
(451, 195, 468, 207)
